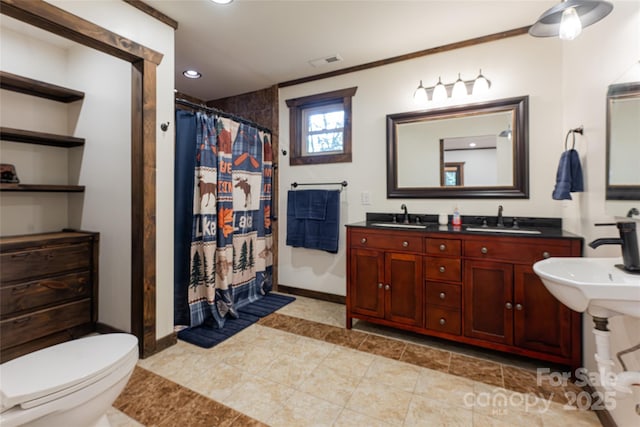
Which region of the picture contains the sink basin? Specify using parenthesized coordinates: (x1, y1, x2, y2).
(465, 226, 541, 235)
(371, 223, 427, 229)
(533, 257, 640, 318)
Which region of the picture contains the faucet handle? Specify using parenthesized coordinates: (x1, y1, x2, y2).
(512, 217, 519, 229)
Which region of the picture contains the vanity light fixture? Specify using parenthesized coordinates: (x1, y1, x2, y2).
(183, 69, 202, 79)
(413, 70, 491, 105)
(529, 0, 613, 40)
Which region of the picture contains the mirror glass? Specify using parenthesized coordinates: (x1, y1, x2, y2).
(606, 82, 640, 200)
(387, 96, 529, 198)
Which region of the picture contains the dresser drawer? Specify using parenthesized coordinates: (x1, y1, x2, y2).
(1, 272, 91, 317)
(426, 306, 461, 335)
(425, 238, 461, 256)
(425, 282, 461, 309)
(464, 240, 573, 264)
(0, 243, 91, 282)
(0, 299, 92, 349)
(425, 257, 461, 282)
(351, 230, 422, 252)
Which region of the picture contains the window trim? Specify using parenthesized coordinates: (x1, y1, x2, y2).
(286, 86, 357, 165)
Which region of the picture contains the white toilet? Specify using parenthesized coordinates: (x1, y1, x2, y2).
(0, 333, 138, 427)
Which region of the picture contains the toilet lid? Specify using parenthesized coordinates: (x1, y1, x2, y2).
(0, 334, 138, 412)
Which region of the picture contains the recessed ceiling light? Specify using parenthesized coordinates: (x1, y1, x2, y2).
(183, 69, 202, 79)
(210, 0, 233, 4)
(469, 142, 477, 147)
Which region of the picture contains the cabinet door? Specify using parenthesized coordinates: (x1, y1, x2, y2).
(349, 248, 384, 319)
(464, 260, 513, 345)
(513, 265, 573, 357)
(385, 252, 423, 327)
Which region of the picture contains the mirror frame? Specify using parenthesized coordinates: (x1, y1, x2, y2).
(606, 82, 640, 200)
(386, 96, 529, 199)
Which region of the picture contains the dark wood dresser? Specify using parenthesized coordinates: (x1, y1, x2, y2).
(0, 231, 99, 362)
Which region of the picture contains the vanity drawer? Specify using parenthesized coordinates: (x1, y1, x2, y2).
(1, 272, 91, 317)
(0, 299, 92, 349)
(351, 230, 422, 252)
(425, 282, 461, 309)
(426, 306, 461, 335)
(464, 240, 573, 264)
(425, 238, 461, 257)
(0, 243, 91, 282)
(425, 257, 461, 282)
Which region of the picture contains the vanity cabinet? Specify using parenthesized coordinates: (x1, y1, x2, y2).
(347, 229, 423, 328)
(346, 225, 583, 370)
(0, 232, 99, 362)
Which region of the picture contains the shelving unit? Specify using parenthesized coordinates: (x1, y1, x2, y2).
(0, 71, 85, 193)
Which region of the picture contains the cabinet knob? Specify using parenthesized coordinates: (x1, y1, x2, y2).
(384, 284, 390, 291)
(439, 266, 446, 273)
(481, 247, 488, 254)
(361, 238, 367, 244)
(505, 302, 513, 310)
(543, 251, 550, 259)
(515, 303, 523, 311)
(378, 283, 383, 289)
(402, 241, 409, 247)
(439, 318, 446, 325)
(439, 244, 446, 251)
(439, 292, 446, 300)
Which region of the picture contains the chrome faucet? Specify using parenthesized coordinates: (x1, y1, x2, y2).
(589, 221, 640, 272)
(496, 205, 504, 227)
(400, 204, 409, 224)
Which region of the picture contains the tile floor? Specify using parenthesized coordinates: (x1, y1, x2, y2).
(108, 294, 602, 426)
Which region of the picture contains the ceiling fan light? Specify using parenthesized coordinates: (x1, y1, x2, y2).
(559, 7, 582, 40)
(529, 0, 614, 39)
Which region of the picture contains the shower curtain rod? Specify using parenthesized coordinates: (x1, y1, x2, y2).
(175, 97, 272, 134)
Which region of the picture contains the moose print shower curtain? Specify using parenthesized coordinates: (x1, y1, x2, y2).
(175, 110, 273, 329)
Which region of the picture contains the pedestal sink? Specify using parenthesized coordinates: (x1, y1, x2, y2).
(533, 257, 640, 318)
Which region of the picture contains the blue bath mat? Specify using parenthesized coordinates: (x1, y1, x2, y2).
(177, 293, 295, 349)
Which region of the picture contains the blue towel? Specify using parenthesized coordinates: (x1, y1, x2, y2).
(552, 149, 584, 200)
(286, 190, 340, 253)
(293, 189, 328, 220)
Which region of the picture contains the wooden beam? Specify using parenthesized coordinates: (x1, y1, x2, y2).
(1, 0, 163, 65)
(123, 0, 178, 30)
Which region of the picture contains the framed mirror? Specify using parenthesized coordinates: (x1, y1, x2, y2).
(386, 96, 529, 198)
(606, 82, 640, 200)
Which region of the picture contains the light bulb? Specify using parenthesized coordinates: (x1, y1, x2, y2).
(432, 77, 447, 102)
(413, 80, 428, 104)
(559, 7, 582, 40)
(472, 69, 490, 95)
(451, 73, 467, 99)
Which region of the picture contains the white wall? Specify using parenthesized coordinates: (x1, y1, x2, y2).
(1, 1, 175, 340)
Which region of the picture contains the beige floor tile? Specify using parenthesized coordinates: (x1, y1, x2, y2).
(106, 407, 145, 427)
(345, 377, 413, 426)
(472, 382, 550, 418)
(404, 394, 473, 427)
(287, 334, 335, 363)
(414, 368, 475, 407)
(137, 341, 204, 380)
(180, 361, 245, 401)
(275, 294, 346, 327)
(539, 401, 601, 427)
(267, 391, 343, 427)
(320, 346, 376, 378)
(332, 408, 394, 427)
(364, 356, 422, 393)
(259, 353, 318, 387)
(298, 364, 362, 406)
(217, 375, 295, 424)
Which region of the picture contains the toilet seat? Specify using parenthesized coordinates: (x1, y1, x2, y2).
(0, 334, 138, 413)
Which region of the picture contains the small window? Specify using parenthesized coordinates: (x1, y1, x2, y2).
(286, 87, 357, 165)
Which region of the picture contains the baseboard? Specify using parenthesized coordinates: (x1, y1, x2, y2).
(276, 284, 345, 304)
(582, 382, 617, 427)
(96, 323, 177, 358)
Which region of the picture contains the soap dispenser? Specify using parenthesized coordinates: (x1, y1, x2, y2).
(452, 206, 461, 226)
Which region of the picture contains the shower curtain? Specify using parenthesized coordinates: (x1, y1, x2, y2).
(174, 109, 273, 329)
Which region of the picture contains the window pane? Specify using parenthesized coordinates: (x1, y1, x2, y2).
(306, 132, 343, 154)
(308, 109, 344, 132)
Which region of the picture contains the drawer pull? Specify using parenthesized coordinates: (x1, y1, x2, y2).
(13, 316, 32, 325)
(439, 266, 446, 273)
(11, 283, 32, 294)
(361, 238, 367, 244)
(516, 304, 523, 311)
(505, 302, 513, 310)
(439, 292, 446, 300)
(439, 318, 446, 325)
(41, 280, 68, 290)
(384, 284, 390, 291)
(439, 244, 446, 251)
(402, 241, 409, 248)
(543, 251, 550, 259)
(378, 283, 383, 289)
(481, 247, 488, 254)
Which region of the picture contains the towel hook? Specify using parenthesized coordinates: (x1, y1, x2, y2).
(564, 125, 584, 151)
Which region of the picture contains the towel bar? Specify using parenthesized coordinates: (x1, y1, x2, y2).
(291, 181, 348, 190)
